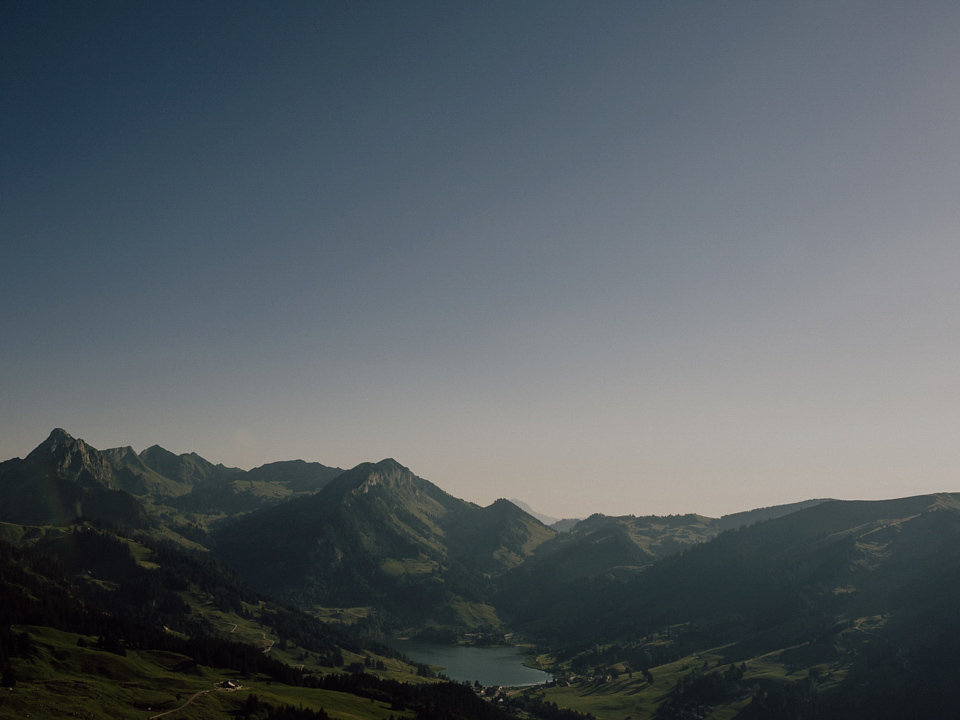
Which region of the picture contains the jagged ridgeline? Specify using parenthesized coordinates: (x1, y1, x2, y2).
(0, 429, 344, 533)
(0, 428, 152, 528)
(0, 428, 832, 632)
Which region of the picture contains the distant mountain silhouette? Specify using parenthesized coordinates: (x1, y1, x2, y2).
(507, 498, 582, 532)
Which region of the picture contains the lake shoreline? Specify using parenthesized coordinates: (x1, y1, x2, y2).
(387, 637, 553, 687)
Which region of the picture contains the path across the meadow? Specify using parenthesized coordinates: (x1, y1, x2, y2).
(147, 689, 208, 719)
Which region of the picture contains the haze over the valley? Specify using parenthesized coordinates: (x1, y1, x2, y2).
(3, 2, 960, 519)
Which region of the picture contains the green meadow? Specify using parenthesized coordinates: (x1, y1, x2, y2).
(0, 625, 414, 720)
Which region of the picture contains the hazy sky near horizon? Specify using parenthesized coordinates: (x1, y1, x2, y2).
(3, 1, 960, 518)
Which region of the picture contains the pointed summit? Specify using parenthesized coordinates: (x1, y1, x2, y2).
(374, 458, 405, 470)
(26, 428, 77, 458)
(215, 459, 556, 620)
(48, 427, 73, 442)
(321, 458, 448, 505)
(489, 497, 536, 517)
(24, 429, 116, 489)
(0, 429, 150, 527)
(139, 444, 179, 467)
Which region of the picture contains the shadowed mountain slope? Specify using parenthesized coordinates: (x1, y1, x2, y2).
(714, 497, 833, 531)
(510, 494, 960, 720)
(101, 445, 194, 497)
(137, 443, 241, 487)
(213, 459, 555, 625)
(505, 493, 960, 650)
(162, 458, 344, 518)
(497, 499, 835, 601)
(244, 459, 344, 493)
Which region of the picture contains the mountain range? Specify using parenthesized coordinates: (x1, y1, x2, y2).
(0, 430, 827, 628)
(2, 428, 959, 719)
(0, 428, 342, 532)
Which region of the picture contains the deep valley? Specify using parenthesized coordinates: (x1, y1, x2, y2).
(2, 429, 959, 719)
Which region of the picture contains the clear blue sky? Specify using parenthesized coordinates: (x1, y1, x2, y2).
(3, 1, 960, 518)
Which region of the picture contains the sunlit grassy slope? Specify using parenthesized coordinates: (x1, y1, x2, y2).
(523, 635, 857, 720)
(0, 625, 412, 720)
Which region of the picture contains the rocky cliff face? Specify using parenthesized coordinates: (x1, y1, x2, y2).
(23, 428, 119, 490)
(0, 429, 149, 527)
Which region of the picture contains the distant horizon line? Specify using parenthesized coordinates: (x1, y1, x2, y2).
(15, 426, 958, 524)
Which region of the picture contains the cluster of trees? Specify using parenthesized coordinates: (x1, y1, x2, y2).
(363, 656, 388, 671)
(240, 692, 331, 719)
(35, 525, 202, 630)
(655, 663, 747, 719)
(506, 694, 597, 720)
(737, 678, 820, 720)
(256, 603, 357, 659)
(302, 671, 509, 720)
(0, 527, 521, 720)
(0, 626, 33, 688)
(555, 639, 666, 684)
(143, 532, 258, 604)
(0, 533, 312, 684)
(1, 522, 393, 665)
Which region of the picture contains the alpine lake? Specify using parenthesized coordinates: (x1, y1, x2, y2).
(390, 638, 552, 687)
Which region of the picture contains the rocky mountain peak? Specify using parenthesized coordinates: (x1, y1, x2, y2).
(339, 460, 411, 497)
(103, 445, 140, 464)
(27, 427, 76, 456)
(371, 458, 408, 476)
(490, 497, 525, 513)
(47, 427, 73, 441)
(24, 428, 116, 490)
(140, 444, 178, 464)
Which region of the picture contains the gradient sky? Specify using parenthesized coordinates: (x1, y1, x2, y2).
(3, 1, 960, 519)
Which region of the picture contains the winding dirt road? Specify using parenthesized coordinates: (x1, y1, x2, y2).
(147, 690, 208, 719)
